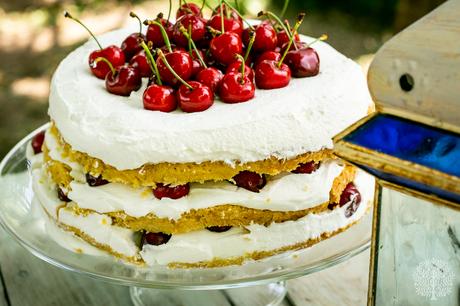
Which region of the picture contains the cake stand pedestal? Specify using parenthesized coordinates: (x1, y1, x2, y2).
(0, 126, 372, 306)
(130, 282, 286, 306)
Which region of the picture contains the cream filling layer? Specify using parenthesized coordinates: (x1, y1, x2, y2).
(45, 130, 345, 219)
(32, 166, 374, 265)
(49, 25, 372, 170)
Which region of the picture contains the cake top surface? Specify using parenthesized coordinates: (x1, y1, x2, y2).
(49, 27, 372, 170)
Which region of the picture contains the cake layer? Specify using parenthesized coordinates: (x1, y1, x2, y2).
(38, 150, 356, 233)
(49, 26, 372, 170)
(46, 125, 334, 186)
(33, 166, 374, 267)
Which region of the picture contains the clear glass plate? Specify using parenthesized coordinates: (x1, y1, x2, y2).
(0, 124, 371, 290)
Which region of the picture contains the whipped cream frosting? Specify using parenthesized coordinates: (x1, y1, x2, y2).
(32, 165, 374, 265)
(44, 128, 344, 218)
(49, 26, 372, 170)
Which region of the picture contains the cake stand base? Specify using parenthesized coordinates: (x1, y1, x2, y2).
(130, 282, 287, 306)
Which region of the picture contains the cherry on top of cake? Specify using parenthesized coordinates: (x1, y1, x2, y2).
(64, 1, 327, 114)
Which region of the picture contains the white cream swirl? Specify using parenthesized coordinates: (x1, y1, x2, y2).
(49, 26, 372, 170)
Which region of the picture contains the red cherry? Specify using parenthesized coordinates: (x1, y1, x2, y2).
(339, 183, 362, 207)
(285, 47, 320, 77)
(143, 84, 177, 112)
(212, 3, 242, 22)
(57, 187, 71, 202)
(105, 65, 142, 96)
(153, 183, 190, 199)
(129, 51, 151, 78)
(146, 17, 174, 48)
(177, 81, 214, 112)
(88, 46, 125, 79)
(86, 173, 109, 187)
(208, 14, 243, 36)
(291, 161, 320, 174)
(255, 60, 291, 89)
(156, 51, 193, 86)
(219, 72, 255, 103)
(195, 67, 223, 92)
(172, 15, 207, 47)
(207, 226, 232, 232)
(233, 171, 266, 193)
(31, 131, 45, 154)
(243, 24, 277, 53)
(142, 232, 171, 246)
(209, 32, 243, 66)
(254, 51, 281, 68)
(280, 41, 308, 53)
(277, 30, 300, 48)
(226, 61, 254, 81)
(121, 33, 146, 61)
(176, 2, 202, 18)
(190, 49, 206, 77)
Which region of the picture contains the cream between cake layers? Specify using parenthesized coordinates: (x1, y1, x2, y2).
(27, 15, 375, 267)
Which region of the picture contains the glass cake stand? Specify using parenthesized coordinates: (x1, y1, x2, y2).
(0, 124, 372, 306)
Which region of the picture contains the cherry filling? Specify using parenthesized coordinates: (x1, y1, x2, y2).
(86, 173, 109, 187)
(328, 182, 362, 217)
(57, 187, 71, 202)
(153, 183, 190, 200)
(207, 226, 232, 233)
(31, 131, 45, 154)
(291, 161, 320, 174)
(142, 231, 172, 246)
(232, 171, 267, 193)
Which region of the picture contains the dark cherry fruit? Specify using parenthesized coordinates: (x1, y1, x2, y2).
(226, 61, 254, 80)
(232, 171, 267, 193)
(129, 51, 152, 78)
(243, 23, 277, 53)
(121, 33, 146, 61)
(219, 72, 255, 103)
(285, 47, 320, 77)
(105, 65, 142, 96)
(254, 60, 291, 89)
(177, 81, 214, 112)
(142, 232, 172, 246)
(207, 226, 232, 233)
(172, 15, 207, 47)
(208, 14, 243, 36)
(156, 51, 193, 86)
(195, 67, 224, 92)
(176, 2, 202, 18)
(143, 84, 177, 112)
(57, 187, 71, 202)
(209, 32, 243, 66)
(277, 30, 300, 48)
(86, 173, 109, 187)
(31, 131, 45, 154)
(291, 161, 320, 174)
(153, 183, 190, 200)
(328, 183, 362, 217)
(146, 15, 174, 48)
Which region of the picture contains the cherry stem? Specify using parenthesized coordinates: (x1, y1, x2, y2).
(234, 0, 240, 11)
(280, 0, 289, 18)
(207, 26, 221, 37)
(64, 11, 102, 50)
(93, 57, 115, 74)
(129, 12, 143, 35)
(179, 26, 207, 68)
(157, 49, 193, 90)
(200, 0, 206, 13)
(234, 54, 246, 84)
(222, 0, 254, 30)
(307, 34, 328, 47)
(139, 40, 162, 85)
(285, 20, 297, 50)
(144, 19, 172, 53)
(278, 12, 305, 68)
(167, 0, 172, 22)
(243, 31, 255, 62)
(220, 0, 225, 33)
(258, 11, 289, 40)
